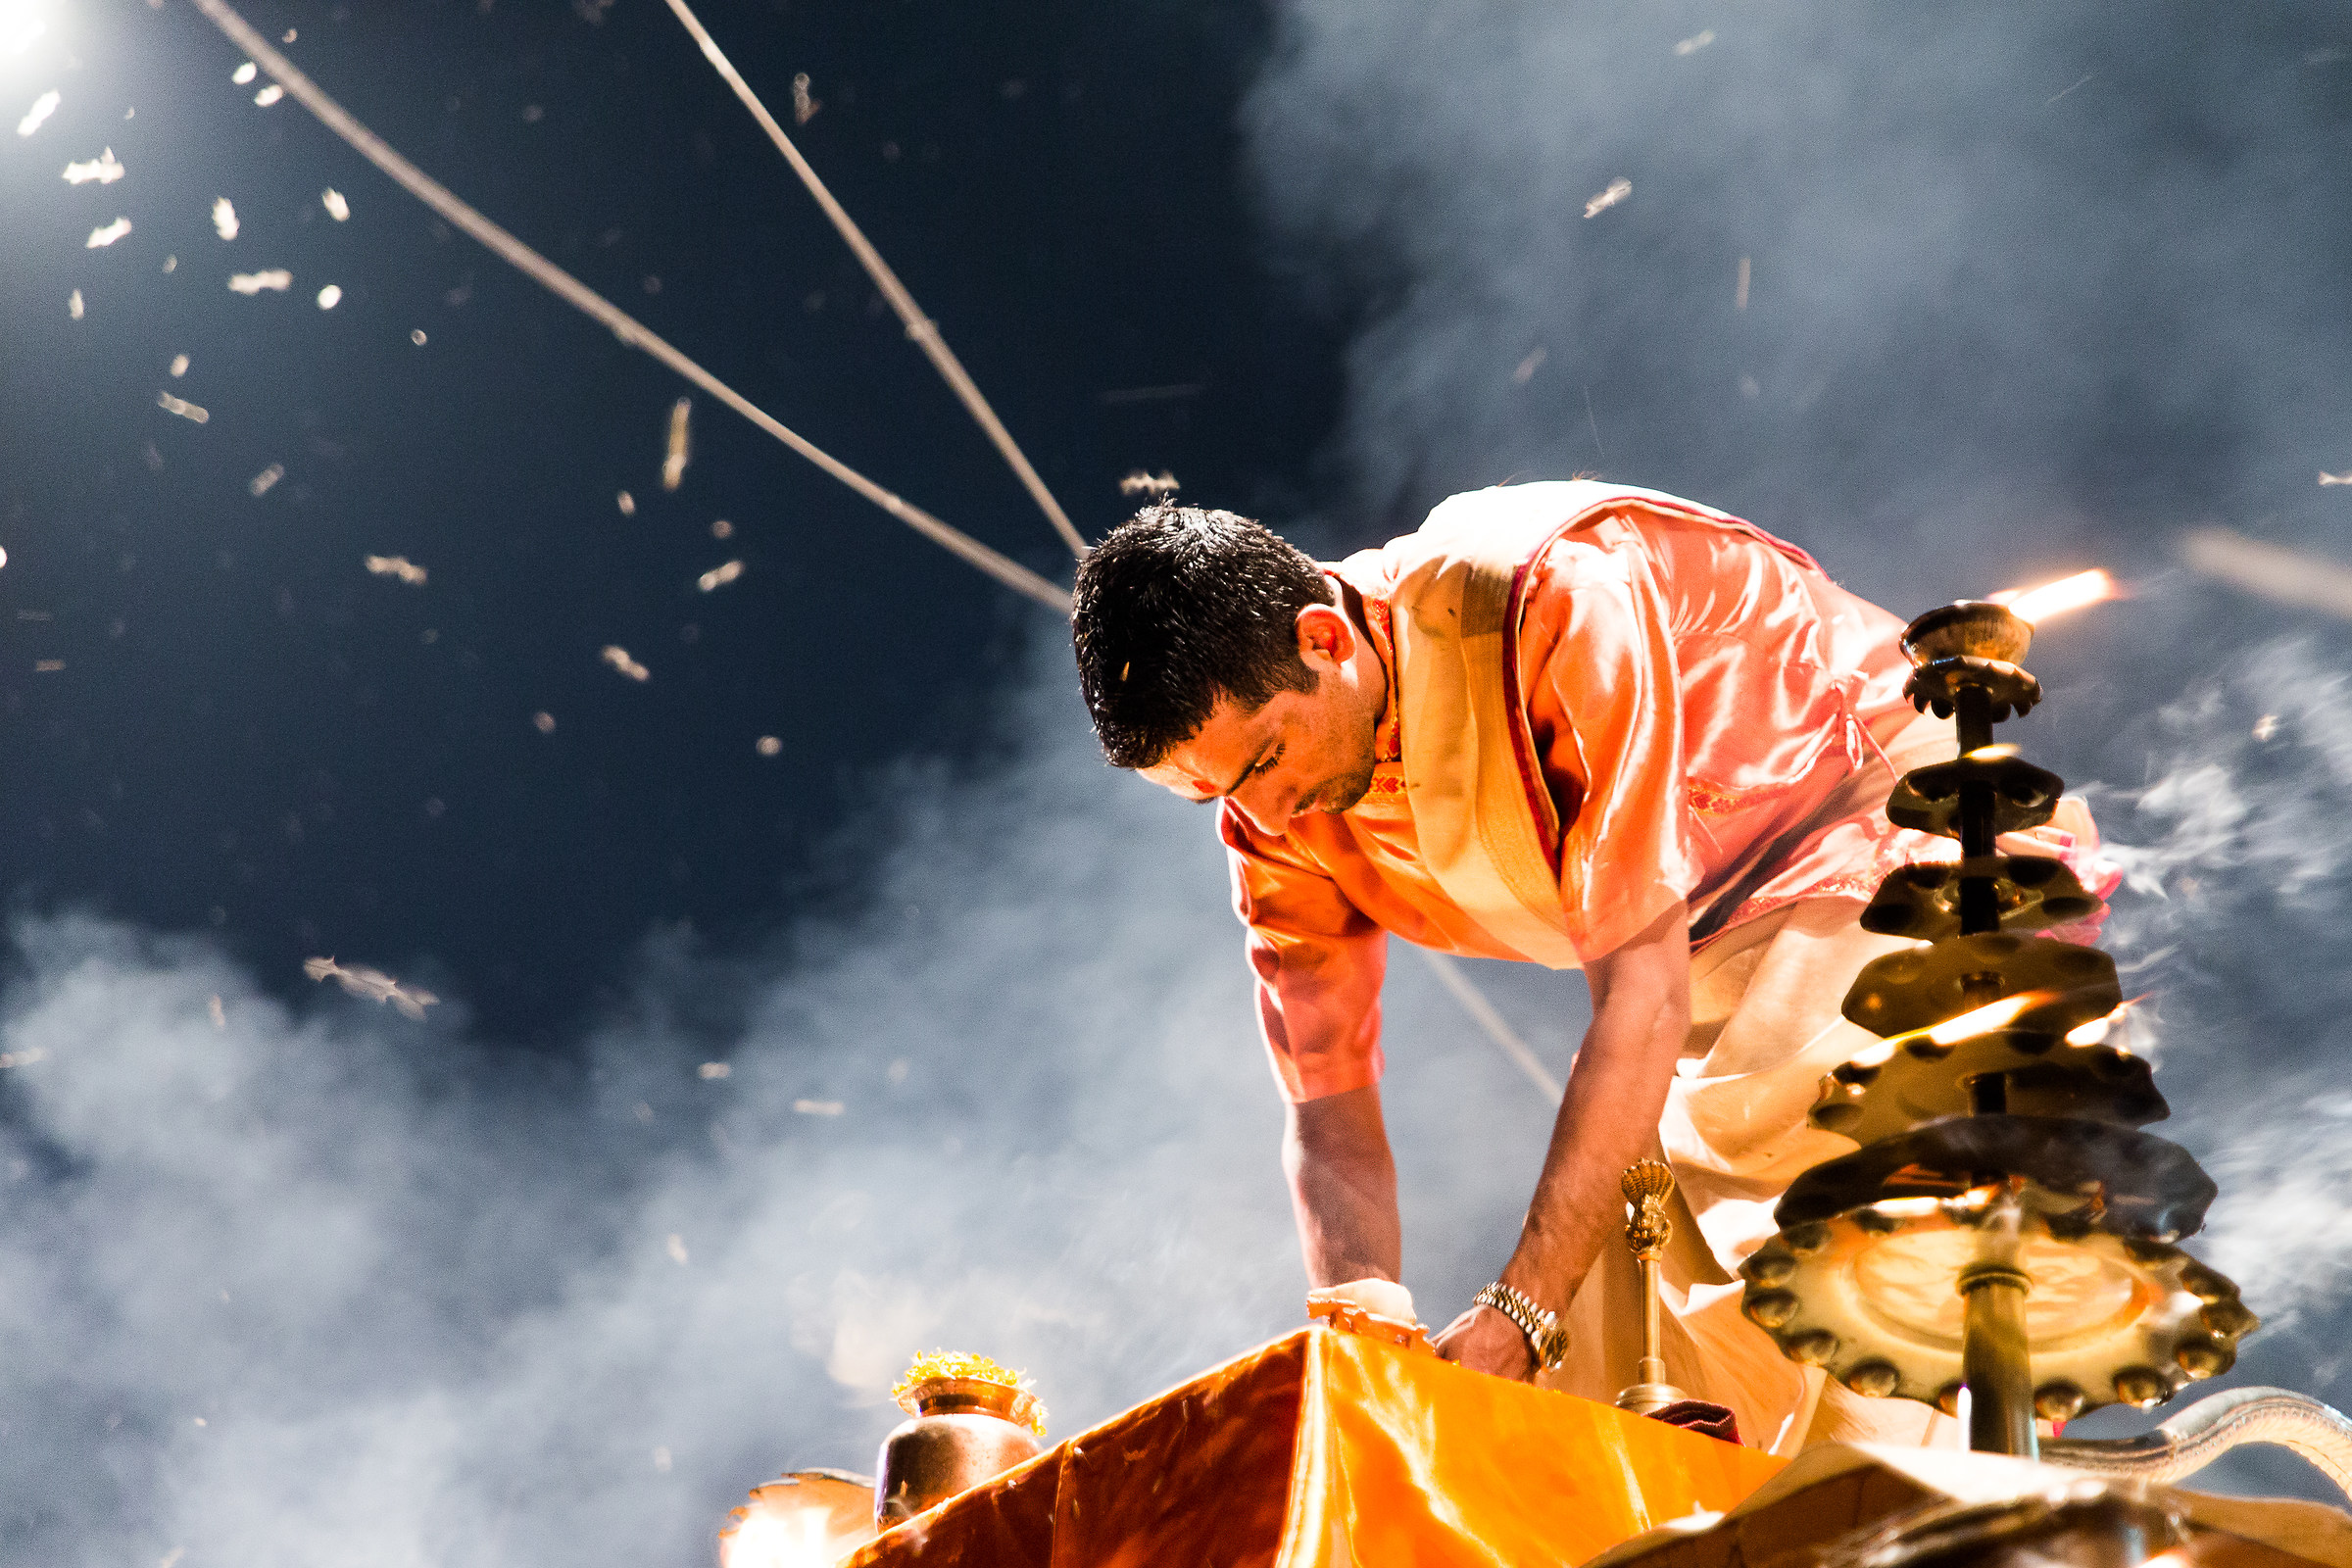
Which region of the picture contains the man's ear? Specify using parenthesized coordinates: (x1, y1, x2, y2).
(1295, 602, 1356, 672)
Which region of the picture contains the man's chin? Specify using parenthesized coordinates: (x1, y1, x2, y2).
(1309, 772, 1377, 815)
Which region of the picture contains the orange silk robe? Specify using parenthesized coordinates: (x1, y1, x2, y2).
(1224, 484, 1939, 1103)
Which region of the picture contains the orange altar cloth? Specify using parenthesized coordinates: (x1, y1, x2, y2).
(849, 1327, 1785, 1566)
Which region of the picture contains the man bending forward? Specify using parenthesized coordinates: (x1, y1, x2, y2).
(1069, 481, 2106, 1451)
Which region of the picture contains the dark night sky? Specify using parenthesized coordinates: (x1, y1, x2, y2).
(8, 3, 2352, 1562)
(2, 0, 1340, 1047)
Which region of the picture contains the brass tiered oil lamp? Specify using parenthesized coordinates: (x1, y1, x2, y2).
(1739, 598, 2259, 1457)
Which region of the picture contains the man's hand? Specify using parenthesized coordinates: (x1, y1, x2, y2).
(1431, 1302, 1536, 1380)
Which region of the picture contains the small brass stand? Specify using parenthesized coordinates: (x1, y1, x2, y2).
(1614, 1159, 1688, 1416)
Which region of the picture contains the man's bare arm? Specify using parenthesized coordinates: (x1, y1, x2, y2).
(1433, 899, 1692, 1376)
(1284, 1085, 1402, 1287)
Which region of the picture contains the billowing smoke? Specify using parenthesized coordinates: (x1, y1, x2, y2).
(0, 663, 1569, 1567)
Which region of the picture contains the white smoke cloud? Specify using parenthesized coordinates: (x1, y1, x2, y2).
(0, 662, 1564, 1566)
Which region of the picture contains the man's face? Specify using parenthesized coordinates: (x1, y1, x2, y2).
(1137, 607, 1383, 837)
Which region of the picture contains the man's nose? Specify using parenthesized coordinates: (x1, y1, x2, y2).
(1231, 784, 1295, 838)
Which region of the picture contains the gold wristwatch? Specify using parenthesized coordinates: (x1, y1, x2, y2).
(1473, 1281, 1569, 1370)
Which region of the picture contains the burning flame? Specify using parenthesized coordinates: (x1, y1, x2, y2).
(1988, 567, 2118, 624)
(1844, 991, 2056, 1070)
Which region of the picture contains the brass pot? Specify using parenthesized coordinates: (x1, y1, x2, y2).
(873, 1376, 1045, 1527)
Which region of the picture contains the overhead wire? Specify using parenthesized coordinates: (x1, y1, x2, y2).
(184, 0, 1073, 613)
(653, 3, 1573, 1112)
(1417, 951, 1563, 1102)
(661, 0, 1090, 563)
(188, 0, 1562, 1109)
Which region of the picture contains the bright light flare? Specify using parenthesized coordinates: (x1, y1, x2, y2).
(719, 1508, 842, 1568)
(1988, 567, 2118, 624)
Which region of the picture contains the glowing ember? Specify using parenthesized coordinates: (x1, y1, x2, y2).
(756, 735, 781, 757)
(227, 270, 292, 294)
(254, 83, 284, 107)
(63, 148, 124, 184)
(616, 490, 635, 515)
(1584, 176, 1632, 219)
(67, 289, 82, 319)
(231, 61, 257, 85)
(169, 354, 189, 377)
(302, 956, 439, 1020)
(1987, 567, 2117, 623)
(156, 390, 208, 423)
(662, 398, 692, 491)
(1119, 469, 1179, 498)
(365, 555, 428, 586)
(322, 187, 349, 220)
(249, 464, 284, 497)
(601, 645, 651, 682)
(19, 90, 61, 137)
(698, 560, 744, 592)
(317, 284, 342, 310)
(85, 218, 132, 248)
(213, 197, 238, 240)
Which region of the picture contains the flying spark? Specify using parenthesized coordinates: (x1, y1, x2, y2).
(212, 198, 239, 240)
(662, 398, 692, 491)
(1584, 176, 1633, 218)
(2321, 471, 2352, 486)
(793, 1100, 846, 1116)
(208, 996, 226, 1029)
(1988, 567, 2117, 624)
(18, 90, 61, 137)
(68, 289, 83, 319)
(665, 1235, 690, 1265)
(1673, 29, 1715, 55)
(698, 560, 745, 592)
(1512, 347, 1546, 384)
(756, 735, 781, 757)
(157, 390, 208, 423)
(227, 270, 292, 294)
(1118, 470, 1179, 498)
(2253, 713, 2280, 742)
(86, 218, 132, 248)
(615, 490, 635, 515)
(322, 187, 349, 220)
(316, 284, 342, 310)
(698, 1062, 732, 1080)
(254, 84, 284, 108)
(169, 354, 189, 377)
(792, 72, 819, 124)
(710, 518, 733, 539)
(231, 61, 257, 85)
(2178, 526, 2352, 621)
(248, 465, 284, 497)
(63, 148, 124, 184)
(0, 1048, 49, 1070)
(365, 555, 428, 586)
(601, 645, 650, 682)
(532, 711, 557, 734)
(303, 957, 440, 1020)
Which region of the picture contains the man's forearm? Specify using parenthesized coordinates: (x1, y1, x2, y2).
(1501, 903, 1691, 1312)
(1283, 1085, 1402, 1286)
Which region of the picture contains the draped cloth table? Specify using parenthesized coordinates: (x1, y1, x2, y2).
(847, 1327, 1784, 1567)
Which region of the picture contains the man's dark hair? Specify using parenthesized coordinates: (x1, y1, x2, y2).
(1072, 502, 1332, 769)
